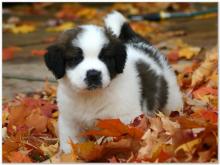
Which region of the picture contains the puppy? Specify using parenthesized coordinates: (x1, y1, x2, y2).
(44, 11, 183, 153)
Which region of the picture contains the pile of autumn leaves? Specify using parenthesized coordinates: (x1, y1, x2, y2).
(2, 47, 218, 163)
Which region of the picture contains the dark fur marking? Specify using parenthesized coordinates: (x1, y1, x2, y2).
(99, 42, 127, 79)
(44, 45, 65, 79)
(119, 23, 150, 44)
(118, 23, 166, 68)
(136, 61, 158, 111)
(158, 77, 168, 109)
(136, 61, 168, 112)
(44, 28, 82, 79)
(99, 32, 127, 79)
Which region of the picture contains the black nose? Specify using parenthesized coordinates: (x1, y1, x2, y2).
(85, 69, 102, 89)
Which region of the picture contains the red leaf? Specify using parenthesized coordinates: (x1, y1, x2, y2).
(157, 150, 172, 162)
(31, 49, 47, 56)
(167, 50, 179, 63)
(3, 47, 21, 61)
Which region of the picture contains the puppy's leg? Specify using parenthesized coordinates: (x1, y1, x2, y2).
(58, 117, 80, 153)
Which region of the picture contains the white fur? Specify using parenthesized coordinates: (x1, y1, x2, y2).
(57, 12, 183, 153)
(104, 11, 127, 37)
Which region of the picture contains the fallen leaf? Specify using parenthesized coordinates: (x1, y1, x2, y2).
(191, 46, 217, 87)
(175, 138, 201, 154)
(167, 50, 179, 63)
(81, 119, 144, 139)
(7, 151, 32, 163)
(178, 46, 201, 59)
(191, 109, 218, 123)
(3, 47, 22, 61)
(192, 87, 217, 99)
(40, 143, 58, 157)
(11, 24, 36, 34)
(46, 22, 74, 32)
(31, 49, 47, 56)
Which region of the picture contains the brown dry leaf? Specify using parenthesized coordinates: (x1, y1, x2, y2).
(191, 46, 218, 87)
(148, 116, 163, 134)
(137, 129, 158, 160)
(207, 69, 218, 88)
(157, 112, 180, 135)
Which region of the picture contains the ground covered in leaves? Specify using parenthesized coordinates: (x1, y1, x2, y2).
(2, 2, 218, 163)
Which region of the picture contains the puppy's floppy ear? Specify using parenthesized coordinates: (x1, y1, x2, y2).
(114, 42, 127, 73)
(44, 45, 65, 79)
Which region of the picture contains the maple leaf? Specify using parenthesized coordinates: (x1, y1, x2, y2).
(3, 47, 22, 61)
(81, 119, 144, 139)
(24, 108, 48, 133)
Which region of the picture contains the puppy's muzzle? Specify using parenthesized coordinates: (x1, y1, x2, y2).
(85, 69, 102, 90)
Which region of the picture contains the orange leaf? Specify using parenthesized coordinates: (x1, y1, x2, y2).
(7, 151, 32, 163)
(192, 109, 218, 123)
(193, 87, 217, 99)
(3, 47, 21, 61)
(24, 108, 48, 133)
(69, 140, 103, 161)
(31, 49, 47, 56)
(81, 119, 144, 139)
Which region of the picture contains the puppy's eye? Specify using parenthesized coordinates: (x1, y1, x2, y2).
(66, 47, 84, 67)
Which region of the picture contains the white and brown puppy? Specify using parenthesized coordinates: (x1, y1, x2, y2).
(44, 11, 183, 153)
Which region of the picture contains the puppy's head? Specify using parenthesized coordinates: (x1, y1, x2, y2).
(44, 25, 127, 91)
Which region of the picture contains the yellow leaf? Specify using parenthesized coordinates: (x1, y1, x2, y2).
(178, 47, 201, 59)
(46, 22, 74, 32)
(175, 138, 201, 154)
(11, 24, 36, 34)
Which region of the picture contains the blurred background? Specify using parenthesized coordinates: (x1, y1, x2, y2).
(2, 2, 217, 100)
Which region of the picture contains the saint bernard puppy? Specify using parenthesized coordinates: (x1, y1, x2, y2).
(44, 11, 183, 153)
